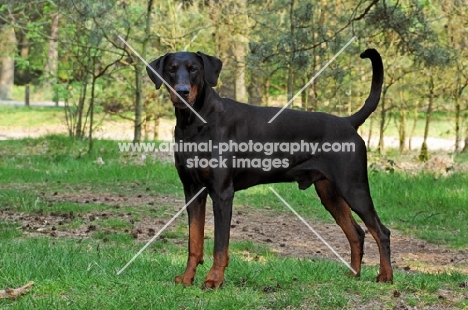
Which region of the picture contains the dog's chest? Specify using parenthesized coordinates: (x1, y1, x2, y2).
(173, 124, 215, 183)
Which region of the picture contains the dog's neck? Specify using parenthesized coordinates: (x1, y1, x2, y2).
(175, 84, 220, 129)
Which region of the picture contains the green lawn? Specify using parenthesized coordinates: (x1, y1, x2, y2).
(1, 136, 467, 309)
(1, 233, 466, 309)
(0, 105, 64, 127)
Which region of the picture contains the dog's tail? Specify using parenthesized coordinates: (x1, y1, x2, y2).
(346, 49, 384, 130)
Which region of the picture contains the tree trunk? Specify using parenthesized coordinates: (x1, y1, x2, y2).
(217, 50, 235, 98)
(367, 115, 373, 150)
(454, 95, 461, 152)
(88, 75, 97, 152)
(419, 79, 434, 161)
(286, 0, 296, 105)
(153, 113, 160, 141)
(18, 35, 30, 84)
(0, 26, 16, 100)
(234, 37, 247, 102)
(209, 2, 234, 98)
(43, 14, 61, 87)
(308, 82, 317, 112)
(134, 66, 143, 142)
(462, 124, 468, 153)
(378, 93, 386, 154)
(247, 68, 263, 106)
(134, 0, 154, 143)
(75, 81, 88, 139)
(287, 65, 294, 104)
(144, 112, 152, 140)
(398, 91, 407, 153)
(25, 84, 30, 107)
(422, 96, 434, 145)
(233, 4, 248, 102)
(398, 110, 407, 153)
(408, 102, 418, 150)
(262, 77, 271, 106)
(462, 105, 468, 153)
(302, 77, 308, 111)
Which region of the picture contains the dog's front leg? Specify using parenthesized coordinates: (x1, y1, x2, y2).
(202, 188, 234, 289)
(175, 185, 208, 287)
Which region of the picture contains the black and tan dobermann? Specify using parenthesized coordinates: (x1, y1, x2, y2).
(146, 49, 393, 288)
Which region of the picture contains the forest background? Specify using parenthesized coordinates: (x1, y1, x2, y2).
(0, 0, 467, 159)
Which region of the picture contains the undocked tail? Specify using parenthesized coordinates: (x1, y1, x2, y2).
(346, 49, 384, 129)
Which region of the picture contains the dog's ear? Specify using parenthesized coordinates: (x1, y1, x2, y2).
(146, 53, 170, 90)
(196, 52, 222, 87)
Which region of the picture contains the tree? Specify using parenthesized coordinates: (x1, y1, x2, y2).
(0, 25, 16, 99)
(54, 0, 127, 150)
(362, 0, 435, 153)
(417, 47, 451, 161)
(132, 0, 154, 143)
(0, 0, 465, 154)
(441, 0, 468, 153)
(43, 12, 60, 93)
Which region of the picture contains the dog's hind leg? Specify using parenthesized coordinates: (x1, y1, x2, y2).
(175, 185, 208, 287)
(314, 179, 365, 277)
(339, 183, 393, 283)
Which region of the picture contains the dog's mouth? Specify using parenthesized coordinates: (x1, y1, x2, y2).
(170, 91, 194, 109)
(172, 98, 192, 109)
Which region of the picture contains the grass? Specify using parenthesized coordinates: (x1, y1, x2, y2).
(1, 136, 467, 309)
(0, 135, 180, 192)
(0, 232, 466, 309)
(370, 172, 468, 247)
(0, 105, 64, 127)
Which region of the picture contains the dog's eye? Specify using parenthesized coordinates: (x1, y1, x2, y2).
(168, 67, 177, 73)
(189, 67, 197, 73)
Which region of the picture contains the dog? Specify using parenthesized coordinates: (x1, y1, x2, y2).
(146, 49, 393, 288)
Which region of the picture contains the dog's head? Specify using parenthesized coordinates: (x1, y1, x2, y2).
(146, 52, 222, 109)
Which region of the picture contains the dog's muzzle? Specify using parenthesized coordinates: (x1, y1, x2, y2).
(172, 85, 192, 109)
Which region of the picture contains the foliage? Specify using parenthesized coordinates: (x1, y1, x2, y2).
(0, 0, 467, 152)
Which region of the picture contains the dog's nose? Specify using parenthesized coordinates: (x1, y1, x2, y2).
(175, 85, 190, 97)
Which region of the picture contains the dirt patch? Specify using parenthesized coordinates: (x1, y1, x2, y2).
(229, 208, 468, 274)
(2, 191, 467, 275)
(0, 118, 175, 141)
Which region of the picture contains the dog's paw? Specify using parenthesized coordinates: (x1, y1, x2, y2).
(201, 279, 224, 290)
(348, 270, 361, 278)
(375, 273, 393, 283)
(174, 274, 194, 287)
(202, 266, 226, 289)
